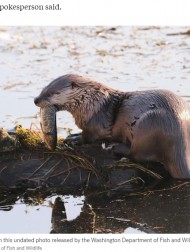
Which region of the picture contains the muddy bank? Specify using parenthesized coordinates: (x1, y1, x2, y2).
(0, 129, 167, 191)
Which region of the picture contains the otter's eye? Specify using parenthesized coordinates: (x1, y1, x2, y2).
(71, 81, 80, 89)
(71, 81, 76, 89)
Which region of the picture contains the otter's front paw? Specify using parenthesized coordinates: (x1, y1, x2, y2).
(113, 143, 130, 157)
(64, 133, 83, 145)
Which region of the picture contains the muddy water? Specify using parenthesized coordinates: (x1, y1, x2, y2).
(0, 26, 190, 233)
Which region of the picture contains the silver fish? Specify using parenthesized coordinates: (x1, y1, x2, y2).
(40, 106, 57, 150)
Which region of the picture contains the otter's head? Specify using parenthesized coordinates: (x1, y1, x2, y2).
(34, 74, 111, 127)
(34, 75, 80, 109)
(34, 74, 114, 150)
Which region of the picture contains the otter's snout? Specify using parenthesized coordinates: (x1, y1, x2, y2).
(34, 96, 41, 107)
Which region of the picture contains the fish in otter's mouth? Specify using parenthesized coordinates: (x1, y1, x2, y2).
(40, 106, 57, 150)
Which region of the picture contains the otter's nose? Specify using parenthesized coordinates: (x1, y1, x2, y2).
(34, 97, 41, 106)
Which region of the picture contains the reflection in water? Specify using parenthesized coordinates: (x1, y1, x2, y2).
(0, 194, 85, 234)
(0, 199, 52, 233)
(50, 196, 94, 233)
(0, 180, 190, 234)
(61, 195, 85, 221)
(124, 227, 146, 234)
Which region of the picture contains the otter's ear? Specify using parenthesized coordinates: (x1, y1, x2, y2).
(71, 81, 81, 89)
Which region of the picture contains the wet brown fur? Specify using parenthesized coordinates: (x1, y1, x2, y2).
(34, 74, 190, 179)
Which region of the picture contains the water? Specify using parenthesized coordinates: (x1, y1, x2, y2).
(0, 26, 190, 233)
(0, 193, 85, 233)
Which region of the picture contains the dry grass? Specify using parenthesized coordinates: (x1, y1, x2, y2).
(105, 159, 163, 180)
(16, 125, 45, 149)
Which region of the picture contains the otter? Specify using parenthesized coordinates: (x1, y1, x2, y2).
(34, 74, 190, 179)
